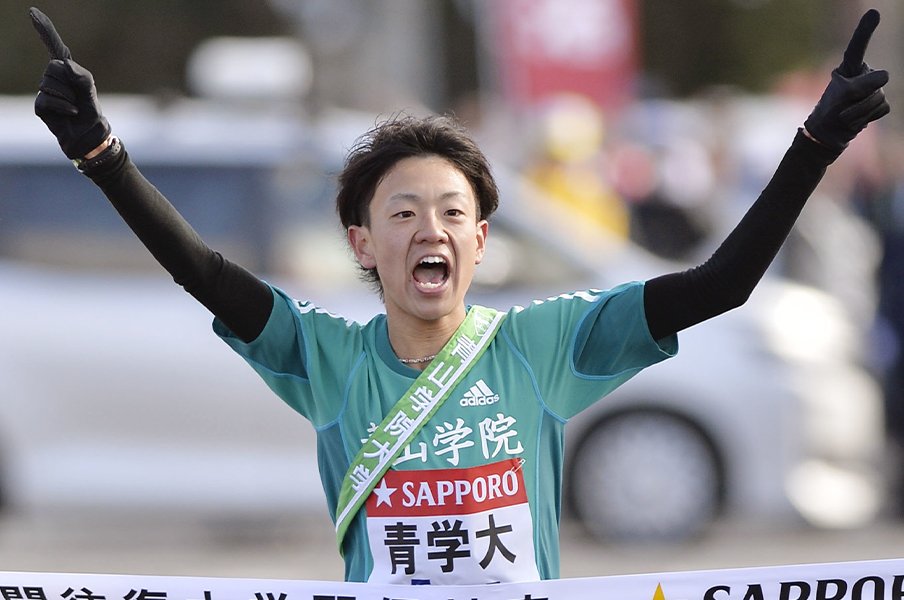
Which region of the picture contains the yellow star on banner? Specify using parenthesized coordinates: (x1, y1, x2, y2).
(653, 583, 666, 600)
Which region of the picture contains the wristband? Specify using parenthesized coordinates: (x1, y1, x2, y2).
(72, 136, 121, 173)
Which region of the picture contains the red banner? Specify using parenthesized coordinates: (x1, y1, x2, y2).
(487, 0, 639, 112)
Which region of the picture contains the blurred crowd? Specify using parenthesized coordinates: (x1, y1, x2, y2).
(475, 74, 904, 510)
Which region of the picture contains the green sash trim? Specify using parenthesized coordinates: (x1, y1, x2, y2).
(334, 305, 506, 553)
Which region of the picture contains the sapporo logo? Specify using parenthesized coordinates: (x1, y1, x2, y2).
(700, 574, 904, 600)
(460, 379, 500, 407)
(371, 463, 522, 510)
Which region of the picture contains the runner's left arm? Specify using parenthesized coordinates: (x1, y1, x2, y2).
(643, 9, 890, 340)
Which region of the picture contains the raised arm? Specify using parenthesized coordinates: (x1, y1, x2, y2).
(644, 9, 890, 340)
(30, 7, 273, 343)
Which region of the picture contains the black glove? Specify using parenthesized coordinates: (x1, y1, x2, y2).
(804, 9, 890, 152)
(30, 7, 111, 160)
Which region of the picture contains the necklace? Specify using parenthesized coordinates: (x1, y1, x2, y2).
(398, 353, 437, 365)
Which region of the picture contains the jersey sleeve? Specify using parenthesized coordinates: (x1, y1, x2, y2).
(503, 281, 677, 420)
(212, 284, 365, 427)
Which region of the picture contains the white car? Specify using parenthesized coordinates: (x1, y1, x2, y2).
(0, 96, 886, 542)
(479, 172, 886, 541)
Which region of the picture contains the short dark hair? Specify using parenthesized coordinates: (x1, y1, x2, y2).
(336, 114, 499, 290)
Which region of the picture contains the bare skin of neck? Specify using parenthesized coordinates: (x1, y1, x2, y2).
(388, 310, 465, 371)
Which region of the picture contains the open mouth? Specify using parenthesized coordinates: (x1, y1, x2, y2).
(413, 255, 449, 290)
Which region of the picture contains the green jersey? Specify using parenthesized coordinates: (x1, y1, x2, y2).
(215, 281, 676, 584)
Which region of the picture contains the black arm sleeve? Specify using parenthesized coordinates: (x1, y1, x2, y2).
(643, 130, 842, 340)
(84, 144, 274, 343)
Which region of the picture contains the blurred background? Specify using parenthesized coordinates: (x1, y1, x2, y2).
(2, 0, 904, 580)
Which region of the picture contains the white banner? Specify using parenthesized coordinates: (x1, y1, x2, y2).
(1, 558, 903, 600)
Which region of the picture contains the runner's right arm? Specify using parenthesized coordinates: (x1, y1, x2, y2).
(30, 8, 273, 343)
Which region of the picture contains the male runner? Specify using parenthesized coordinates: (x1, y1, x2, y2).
(30, 7, 889, 584)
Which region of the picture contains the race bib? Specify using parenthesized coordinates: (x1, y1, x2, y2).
(364, 458, 540, 585)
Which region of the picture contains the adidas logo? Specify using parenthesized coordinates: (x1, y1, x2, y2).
(459, 379, 500, 407)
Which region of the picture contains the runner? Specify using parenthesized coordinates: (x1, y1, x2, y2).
(29, 7, 889, 585)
